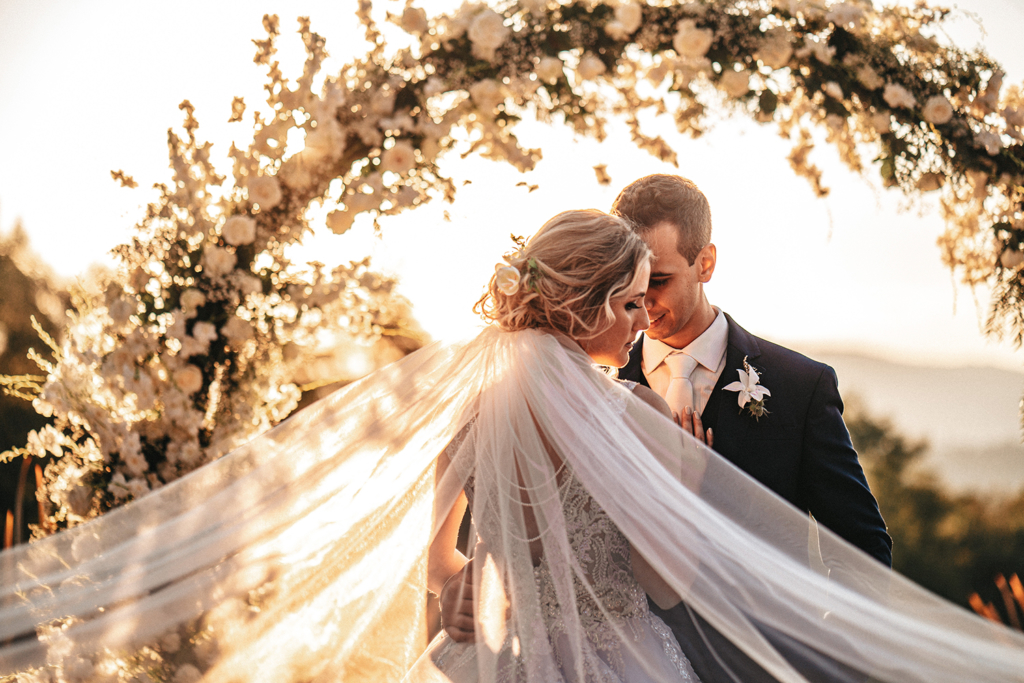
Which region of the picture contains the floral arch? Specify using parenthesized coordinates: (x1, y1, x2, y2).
(3, 0, 1023, 535)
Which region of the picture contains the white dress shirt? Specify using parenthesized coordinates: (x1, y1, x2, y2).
(642, 308, 729, 415)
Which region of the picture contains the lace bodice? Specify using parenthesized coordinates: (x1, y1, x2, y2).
(436, 379, 696, 681)
(534, 469, 650, 627)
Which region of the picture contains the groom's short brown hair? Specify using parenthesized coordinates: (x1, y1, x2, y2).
(611, 174, 712, 265)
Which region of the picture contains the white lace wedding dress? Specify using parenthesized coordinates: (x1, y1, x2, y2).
(407, 383, 700, 683)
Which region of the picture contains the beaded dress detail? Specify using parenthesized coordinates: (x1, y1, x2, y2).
(415, 380, 699, 683)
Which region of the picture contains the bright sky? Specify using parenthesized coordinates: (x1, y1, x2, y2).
(1, 0, 1023, 369)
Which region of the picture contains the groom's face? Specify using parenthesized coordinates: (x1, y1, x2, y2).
(641, 222, 716, 349)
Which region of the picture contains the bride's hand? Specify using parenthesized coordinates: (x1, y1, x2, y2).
(676, 406, 713, 448)
(439, 559, 477, 642)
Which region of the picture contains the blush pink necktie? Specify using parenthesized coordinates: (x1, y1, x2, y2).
(664, 352, 698, 419)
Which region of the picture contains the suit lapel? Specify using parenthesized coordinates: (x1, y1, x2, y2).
(703, 314, 761, 435)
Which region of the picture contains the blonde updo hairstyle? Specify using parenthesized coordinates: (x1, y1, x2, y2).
(475, 209, 652, 341)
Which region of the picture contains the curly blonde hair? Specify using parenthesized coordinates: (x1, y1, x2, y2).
(475, 210, 651, 340)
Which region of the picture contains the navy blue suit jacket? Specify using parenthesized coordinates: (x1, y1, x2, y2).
(619, 314, 891, 682)
(619, 313, 891, 564)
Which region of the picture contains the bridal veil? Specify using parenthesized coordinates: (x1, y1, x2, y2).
(1, 327, 1022, 682)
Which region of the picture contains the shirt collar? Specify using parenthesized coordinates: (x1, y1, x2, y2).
(643, 308, 729, 373)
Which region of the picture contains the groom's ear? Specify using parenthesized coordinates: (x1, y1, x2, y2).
(696, 243, 717, 283)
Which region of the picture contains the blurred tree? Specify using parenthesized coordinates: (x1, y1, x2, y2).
(848, 405, 1024, 610)
(0, 222, 68, 544)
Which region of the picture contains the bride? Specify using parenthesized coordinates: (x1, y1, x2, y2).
(409, 209, 701, 682)
(0, 211, 1022, 683)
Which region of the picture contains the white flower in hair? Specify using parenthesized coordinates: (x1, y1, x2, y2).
(495, 264, 522, 295)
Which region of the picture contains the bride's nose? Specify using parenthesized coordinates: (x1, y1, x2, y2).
(636, 306, 650, 332)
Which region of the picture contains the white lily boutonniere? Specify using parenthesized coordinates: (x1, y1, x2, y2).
(723, 356, 771, 419)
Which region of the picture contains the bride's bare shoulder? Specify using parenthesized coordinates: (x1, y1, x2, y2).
(628, 383, 672, 420)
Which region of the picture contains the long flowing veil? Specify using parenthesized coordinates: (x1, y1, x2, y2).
(1, 327, 1022, 682)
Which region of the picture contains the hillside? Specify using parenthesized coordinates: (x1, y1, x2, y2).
(800, 348, 1024, 493)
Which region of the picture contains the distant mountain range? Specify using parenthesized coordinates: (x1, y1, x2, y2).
(797, 348, 1024, 494)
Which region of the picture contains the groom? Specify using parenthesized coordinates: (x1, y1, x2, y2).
(613, 173, 891, 681)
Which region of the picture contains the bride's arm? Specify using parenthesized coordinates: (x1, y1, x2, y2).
(428, 450, 469, 595)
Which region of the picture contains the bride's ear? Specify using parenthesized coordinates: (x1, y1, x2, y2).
(696, 243, 716, 283)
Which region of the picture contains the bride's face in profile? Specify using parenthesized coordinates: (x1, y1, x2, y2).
(580, 260, 651, 367)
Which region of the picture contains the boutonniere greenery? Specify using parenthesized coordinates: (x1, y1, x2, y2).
(723, 356, 771, 419)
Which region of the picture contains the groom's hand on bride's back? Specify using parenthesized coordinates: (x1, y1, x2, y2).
(439, 559, 477, 642)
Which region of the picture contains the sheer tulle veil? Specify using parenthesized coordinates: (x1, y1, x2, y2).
(1, 327, 1022, 682)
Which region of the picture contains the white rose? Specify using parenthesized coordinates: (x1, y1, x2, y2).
(605, 2, 641, 40)
(469, 79, 506, 113)
(673, 19, 713, 58)
(823, 81, 844, 100)
(577, 53, 607, 81)
(202, 245, 237, 278)
(176, 365, 204, 394)
(535, 56, 564, 85)
(495, 265, 521, 295)
(916, 172, 944, 192)
(380, 140, 417, 174)
(180, 288, 206, 316)
(247, 175, 282, 210)
(883, 83, 917, 110)
(468, 9, 510, 62)
(222, 316, 254, 344)
(921, 95, 953, 125)
(756, 29, 792, 69)
(975, 130, 1002, 156)
(223, 216, 257, 246)
(719, 70, 750, 97)
(856, 65, 884, 90)
(326, 209, 356, 235)
(192, 321, 218, 344)
(615, 2, 642, 31)
(401, 6, 429, 34)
